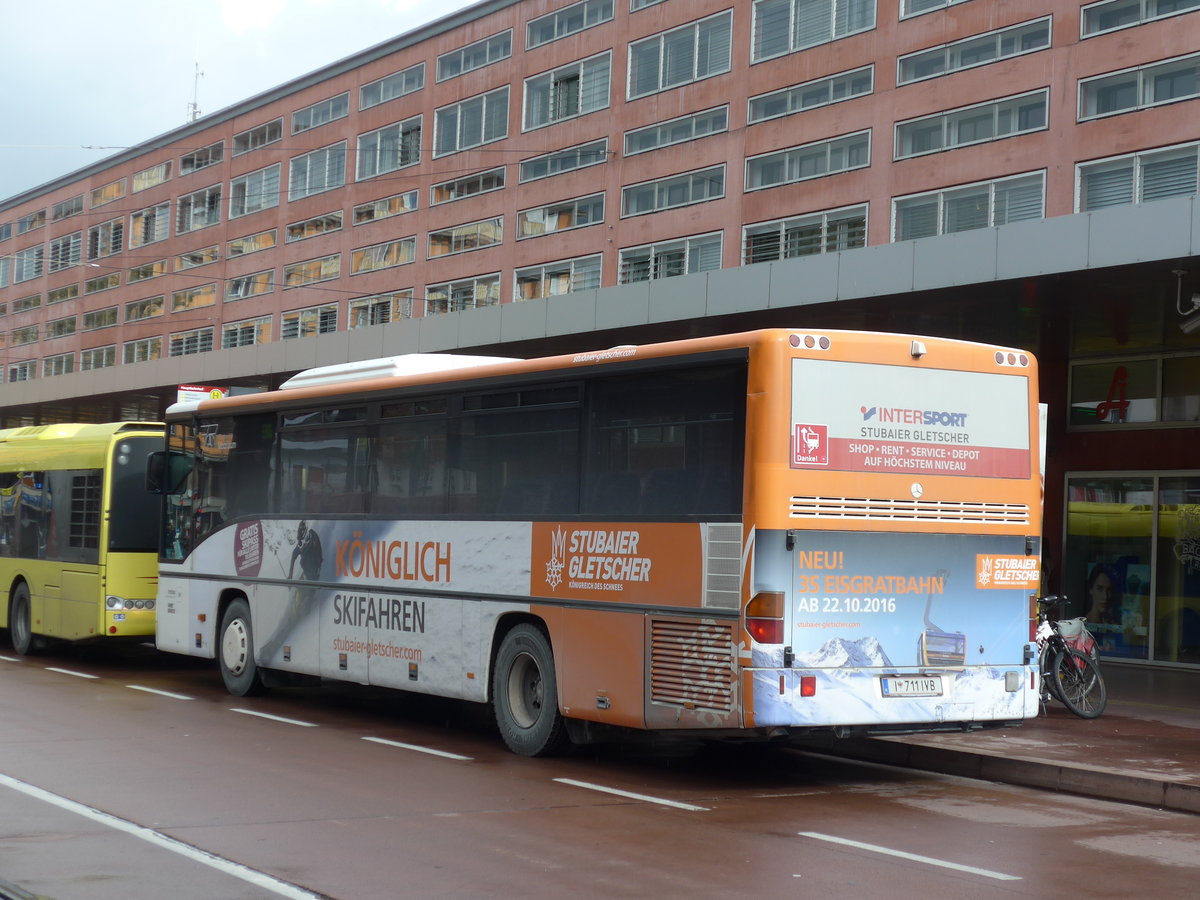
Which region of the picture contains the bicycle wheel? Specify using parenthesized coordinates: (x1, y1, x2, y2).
(1050, 647, 1107, 719)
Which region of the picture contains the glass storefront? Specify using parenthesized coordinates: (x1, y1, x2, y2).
(1065, 474, 1200, 665)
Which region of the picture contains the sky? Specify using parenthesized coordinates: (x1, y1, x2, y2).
(0, 0, 482, 201)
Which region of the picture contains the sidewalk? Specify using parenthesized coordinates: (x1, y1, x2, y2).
(806, 663, 1200, 814)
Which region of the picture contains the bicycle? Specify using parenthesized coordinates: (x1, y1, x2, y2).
(1035, 595, 1107, 719)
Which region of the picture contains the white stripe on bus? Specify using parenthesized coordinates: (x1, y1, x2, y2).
(0, 772, 325, 899)
(554, 777, 709, 811)
(798, 832, 1021, 881)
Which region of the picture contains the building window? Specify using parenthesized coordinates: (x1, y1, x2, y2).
(431, 168, 505, 205)
(233, 118, 283, 155)
(123, 336, 162, 364)
(360, 63, 425, 110)
(353, 191, 418, 224)
(43, 353, 74, 377)
(170, 327, 214, 357)
(82, 307, 118, 330)
(619, 233, 722, 283)
(289, 142, 346, 201)
(749, 67, 873, 124)
(281, 303, 338, 339)
(524, 52, 611, 130)
(45, 316, 77, 339)
(181, 141, 223, 175)
(625, 107, 727, 157)
(357, 117, 422, 180)
(132, 162, 172, 192)
(222, 316, 272, 349)
(437, 30, 512, 81)
(893, 172, 1045, 240)
(351, 237, 417, 273)
(90, 179, 125, 207)
(225, 270, 275, 301)
(293, 93, 349, 133)
(900, 0, 972, 18)
(16, 210, 46, 234)
(128, 260, 168, 282)
(52, 196, 83, 221)
(1077, 142, 1200, 210)
(350, 291, 414, 327)
(230, 164, 281, 218)
(527, 0, 614, 49)
(518, 193, 604, 239)
(177, 185, 221, 234)
(48, 285, 79, 305)
(176, 247, 220, 271)
(87, 218, 124, 260)
(10, 326, 39, 346)
(746, 131, 871, 191)
(284, 254, 341, 288)
(172, 284, 217, 313)
(49, 232, 82, 272)
(434, 87, 509, 157)
(12, 295, 40, 313)
(428, 218, 503, 258)
(7, 361, 37, 382)
(519, 138, 608, 182)
(14, 246, 45, 282)
(1079, 53, 1200, 120)
(125, 296, 165, 322)
(130, 202, 170, 247)
(629, 10, 732, 99)
(632, 0, 666, 8)
(228, 229, 277, 257)
(743, 205, 867, 263)
(515, 254, 602, 299)
(286, 212, 343, 243)
(898, 18, 1050, 85)
(752, 0, 876, 63)
(425, 275, 501, 315)
(1081, 0, 1200, 38)
(894, 90, 1047, 159)
(621, 165, 725, 217)
(80, 345, 116, 371)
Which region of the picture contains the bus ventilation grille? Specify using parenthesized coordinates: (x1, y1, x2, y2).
(650, 618, 735, 712)
(789, 497, 1030, 525)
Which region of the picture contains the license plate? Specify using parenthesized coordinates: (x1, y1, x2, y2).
(881, 676, 942, 697)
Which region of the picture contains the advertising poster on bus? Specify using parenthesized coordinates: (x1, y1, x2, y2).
(751, 528, 1040, 726)
(789, 358, 1031, 479)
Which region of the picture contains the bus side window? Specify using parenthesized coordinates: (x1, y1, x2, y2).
(0, 472, 18, 557)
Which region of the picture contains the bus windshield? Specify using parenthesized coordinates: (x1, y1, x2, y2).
(109, 436, 162, 552)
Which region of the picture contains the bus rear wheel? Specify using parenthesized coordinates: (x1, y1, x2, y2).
(493, 624, 569, 757)
(219, 597, 266, 697)
(8, 582, 34, 656)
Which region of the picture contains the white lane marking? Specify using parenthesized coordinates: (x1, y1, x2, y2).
(799, 832, 1022, 882)
(0, 654, 19, 662)
(45, 667, 99, 679)
(127, 685, 194, 701)
(230, 708, 318, 728)
(554, 777, 709, 812)
(0, 773, 325, 899)
(361, 736, 473, 761)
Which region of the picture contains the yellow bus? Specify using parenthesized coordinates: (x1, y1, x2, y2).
(151, 329, 1042, 755)
(1, 422, 164, 655)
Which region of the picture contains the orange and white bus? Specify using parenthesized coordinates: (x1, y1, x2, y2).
(151, 329, 1042, 755)
(1, 422, 163, 655)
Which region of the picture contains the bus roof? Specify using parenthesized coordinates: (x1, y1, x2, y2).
(0, 421, 163, 444)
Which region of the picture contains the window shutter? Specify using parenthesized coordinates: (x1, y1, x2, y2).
(993, 176, 1044, 224)
(1081, 163, 1134, 210)
(1140, 151, 1198, 202)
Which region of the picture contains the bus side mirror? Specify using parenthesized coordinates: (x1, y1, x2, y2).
(146, 451, 192, 494)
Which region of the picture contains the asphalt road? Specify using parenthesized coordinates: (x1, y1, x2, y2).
(2, 642, 1197, 899)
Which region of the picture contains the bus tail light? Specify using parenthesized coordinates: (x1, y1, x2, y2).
(746, 591, 785, 644)
(800, 676, 816, 697)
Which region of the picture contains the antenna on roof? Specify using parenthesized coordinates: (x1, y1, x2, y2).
(187, 62, 204, 122)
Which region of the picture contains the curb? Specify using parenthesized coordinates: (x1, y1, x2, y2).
(799, 736, 1200, 816)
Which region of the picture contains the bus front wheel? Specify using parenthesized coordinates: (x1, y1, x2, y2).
(492, 624, 569, 757)
(219, 597, 266, 696)
(8, 582, 34, 656)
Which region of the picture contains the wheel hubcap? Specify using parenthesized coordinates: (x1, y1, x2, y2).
(507, 651, 542, 729)
(222, 619, 249, 676)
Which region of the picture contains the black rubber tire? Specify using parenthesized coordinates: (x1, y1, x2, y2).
(8, 582, 34, 656)
(492, 624, 569, 757)
(1039, 642, 1065, 704)
(218, 597, 266, 697)
(1051, 647, 1107, 719)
